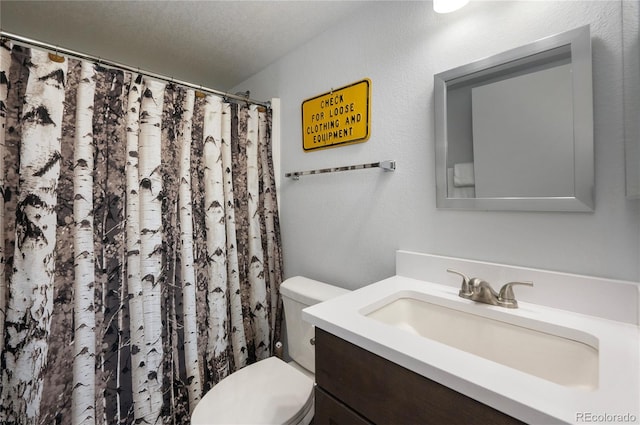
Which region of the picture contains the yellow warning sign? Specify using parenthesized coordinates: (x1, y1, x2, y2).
(302, 79, 371, 151)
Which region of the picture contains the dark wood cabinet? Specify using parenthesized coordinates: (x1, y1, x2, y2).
(314, 387, 372, 425)
(314, 327, 523, 425)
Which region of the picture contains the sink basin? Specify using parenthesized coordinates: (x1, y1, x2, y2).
(363, 293, 599, 390)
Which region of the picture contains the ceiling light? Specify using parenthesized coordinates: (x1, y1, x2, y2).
(433, 0, 469, 14)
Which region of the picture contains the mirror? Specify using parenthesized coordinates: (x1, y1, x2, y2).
(623, 1, 640, 199)
(434, 26, 594, 212)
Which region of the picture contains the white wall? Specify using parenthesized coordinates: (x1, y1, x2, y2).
(236, 1, 640, 288)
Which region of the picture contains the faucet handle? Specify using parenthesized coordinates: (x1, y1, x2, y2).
(447, 269, 473, 299)
(498, 281, 533, 308)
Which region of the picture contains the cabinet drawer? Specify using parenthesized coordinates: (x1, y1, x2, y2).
(315, 328, 522, 425)
(314, 387, 372, 425)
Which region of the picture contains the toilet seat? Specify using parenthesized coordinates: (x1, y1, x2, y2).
(191, 356, 314, 425)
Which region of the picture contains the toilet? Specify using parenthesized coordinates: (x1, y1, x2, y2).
(191, 276, 349, 425)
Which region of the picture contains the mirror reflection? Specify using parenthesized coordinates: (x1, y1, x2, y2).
(434, 26, 594, 212)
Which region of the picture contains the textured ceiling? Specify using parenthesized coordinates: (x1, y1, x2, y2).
(1, 1, 371, 91)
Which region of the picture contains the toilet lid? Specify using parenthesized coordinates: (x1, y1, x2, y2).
(191, 356, 314, 425)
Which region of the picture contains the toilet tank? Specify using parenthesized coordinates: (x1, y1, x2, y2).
(280, 276, 349, 373)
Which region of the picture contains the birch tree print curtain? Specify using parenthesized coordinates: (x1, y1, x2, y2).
(0, 40, 283, 425)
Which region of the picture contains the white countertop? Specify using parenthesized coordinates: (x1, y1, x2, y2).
(302, 275, 640, 424)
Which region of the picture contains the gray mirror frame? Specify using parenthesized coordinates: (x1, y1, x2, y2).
(434, 25, 594, 212)
(623, 1, 640, 199)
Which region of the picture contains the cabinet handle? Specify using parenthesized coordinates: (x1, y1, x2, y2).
(310, 337, 316, 346)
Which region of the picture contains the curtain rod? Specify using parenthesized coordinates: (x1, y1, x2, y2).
(0, 30, 270, 108)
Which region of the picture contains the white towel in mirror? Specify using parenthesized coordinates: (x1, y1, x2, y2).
(448, 168, 476, 198)
(453, 162, 475, 187)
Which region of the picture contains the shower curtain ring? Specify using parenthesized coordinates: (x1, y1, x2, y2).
(48, 45, 65, 63)
(195, 85, 206, 99)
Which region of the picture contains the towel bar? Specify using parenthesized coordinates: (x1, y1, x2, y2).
(285, 160, 395, 180)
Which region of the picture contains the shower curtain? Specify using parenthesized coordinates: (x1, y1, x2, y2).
(0, 40, 283, 425)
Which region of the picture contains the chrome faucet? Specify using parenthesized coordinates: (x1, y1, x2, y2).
(447, 269, 533, 309)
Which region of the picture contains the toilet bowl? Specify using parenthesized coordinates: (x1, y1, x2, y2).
(190, 357, 314, 425)
(191, 276, 349, 425)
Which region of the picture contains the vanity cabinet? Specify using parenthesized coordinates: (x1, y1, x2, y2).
(314, 328, 523, 425)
